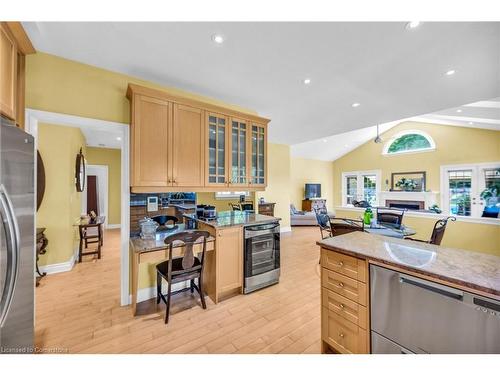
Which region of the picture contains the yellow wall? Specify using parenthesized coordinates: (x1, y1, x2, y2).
(332, 121, 500, 255)
(86, 147, 122, 225)
(26, 52, 257, 124)
(290, 157, 334, 211)
(332, 121, 500, 206)
(36, 123, 86, 265)
(256, 143, 291, 228)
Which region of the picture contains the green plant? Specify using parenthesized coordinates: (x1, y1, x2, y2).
(429, 204, 442, 214)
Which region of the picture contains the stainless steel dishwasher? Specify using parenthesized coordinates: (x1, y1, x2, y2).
(370, 264, 500, 354)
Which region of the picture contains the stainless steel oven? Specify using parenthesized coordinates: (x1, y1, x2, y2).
(243, 222, 280, 294)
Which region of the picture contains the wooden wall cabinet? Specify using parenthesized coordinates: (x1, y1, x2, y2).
(0, 23, 17, 121)
(0, 22, 35, 130)
(127, 84, 270, 192)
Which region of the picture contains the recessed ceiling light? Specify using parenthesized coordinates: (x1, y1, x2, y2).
(303, 78, 311, 85)
(116, 137, 121, 141)
(322, 139, 327, 143)
(445, 70, 456, 76)
(468, 121, 474, 125)
(406, 21, 420, 29)
(351, 103, 360, 108)
(456, 109, 462, 113)
(212, 34, 224, 44)
(344, 144, 349, 147)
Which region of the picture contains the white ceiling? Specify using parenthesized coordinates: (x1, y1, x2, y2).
(23, 22, 500, 145)
(291, 97, 500, 161)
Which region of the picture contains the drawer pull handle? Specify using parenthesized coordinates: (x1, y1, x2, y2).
(339, 333, 345, 338)
(338, 282, 344, 288)
(338, 261, 344, 266)
(339, 304, 345, 309)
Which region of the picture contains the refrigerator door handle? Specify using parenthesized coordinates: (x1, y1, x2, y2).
(0, 184, 20, 328)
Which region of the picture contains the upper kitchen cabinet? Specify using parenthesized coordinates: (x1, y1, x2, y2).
(127, 83, 270, 192)
(229, 118, 249, 187)
(171, 104, 205, 187)
(131, 94, 171, 188)
(0, 22, 35, 129)
(206, 112, 229, 188)
(250, 122, 267, 187)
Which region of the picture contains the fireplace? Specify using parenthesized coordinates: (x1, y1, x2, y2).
(386, 199, 425, 210)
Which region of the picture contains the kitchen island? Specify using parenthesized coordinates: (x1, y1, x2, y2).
(185, 211, 281, 302)
(130, 211, 281, 315)
(317, 232, 500, 354)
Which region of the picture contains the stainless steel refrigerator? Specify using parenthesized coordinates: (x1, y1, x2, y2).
(0, 116, 34, 353)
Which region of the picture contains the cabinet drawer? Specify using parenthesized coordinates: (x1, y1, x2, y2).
(321, 249, 366, 282)
(322, 307, 368, 354)
(321, 269, 367, 306)
(322, 287, 367, 330)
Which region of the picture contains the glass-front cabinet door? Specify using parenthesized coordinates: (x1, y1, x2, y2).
(250, 123, 266, 187)
(229, 118, 249, 187)
(207, 113, 229, 186)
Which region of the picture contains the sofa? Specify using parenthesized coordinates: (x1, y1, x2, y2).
(290, 204, 335, 226)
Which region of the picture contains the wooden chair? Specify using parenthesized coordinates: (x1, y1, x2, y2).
(330, 218, 365, 237)
(376, 207, 405, 228)
(229, 203, 241, 211)
(240, 201, 254, 211)
(405, 217, 456, 245)
(156, 230, 211, 324)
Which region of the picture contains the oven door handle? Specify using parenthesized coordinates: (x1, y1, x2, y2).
(245, 223, 280, 231)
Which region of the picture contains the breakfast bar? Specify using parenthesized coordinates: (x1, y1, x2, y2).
(317, 232, 500, 354)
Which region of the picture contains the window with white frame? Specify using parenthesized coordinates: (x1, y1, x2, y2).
(441, 162, 500, 218)
(215, 191, 250, 200)
(342, 170, 381, 207)
(383, 130, 436, 155)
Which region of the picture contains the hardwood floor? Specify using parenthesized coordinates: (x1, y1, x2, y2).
(35, 227, 323, 354)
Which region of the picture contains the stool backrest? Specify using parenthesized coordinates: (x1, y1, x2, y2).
(429, 216, 456, 245)
(151, 215, 178, 226)
(163, 230, 211, 271)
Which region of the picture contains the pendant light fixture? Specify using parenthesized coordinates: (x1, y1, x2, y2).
(374, 124, 382, 144)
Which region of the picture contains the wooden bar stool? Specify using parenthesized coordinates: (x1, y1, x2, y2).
(77, 216, 105, 262)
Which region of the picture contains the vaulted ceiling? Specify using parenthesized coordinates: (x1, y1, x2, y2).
(23, 22, 500, 145)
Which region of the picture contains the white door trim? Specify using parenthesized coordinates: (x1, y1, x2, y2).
(25, 109, 131, 306)
(83, 165, 109, 228)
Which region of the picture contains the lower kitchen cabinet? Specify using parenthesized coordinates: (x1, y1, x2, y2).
(322, 307, 368, 354)
(216, 226, 243, 294)
(196, 222, 244, 303)
(320, 248, 370, 354)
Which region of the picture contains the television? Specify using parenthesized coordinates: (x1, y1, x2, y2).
(305, 184, 321, 199)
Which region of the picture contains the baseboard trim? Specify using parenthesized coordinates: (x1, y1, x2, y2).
(106, 224, 121, 229)
(280, 226, 292, 233)
(38, 246, 79, 275)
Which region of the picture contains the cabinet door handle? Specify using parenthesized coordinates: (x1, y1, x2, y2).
(338, 261, 344, 266)
(339, 304, 345, 309)
(339, 333, 345, 338)
(338, 282, 344, 288)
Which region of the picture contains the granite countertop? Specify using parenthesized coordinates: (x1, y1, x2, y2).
(318, 231, 500, 299)
(130, 224, 215, 253)
(184, 211, 281, 229)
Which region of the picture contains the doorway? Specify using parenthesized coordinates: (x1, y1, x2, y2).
(81, 165, 109, 228)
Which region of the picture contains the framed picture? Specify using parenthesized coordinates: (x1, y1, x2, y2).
(391, 171, 426, 192)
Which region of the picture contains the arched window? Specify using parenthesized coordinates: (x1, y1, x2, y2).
(383, 130, 435, 155)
